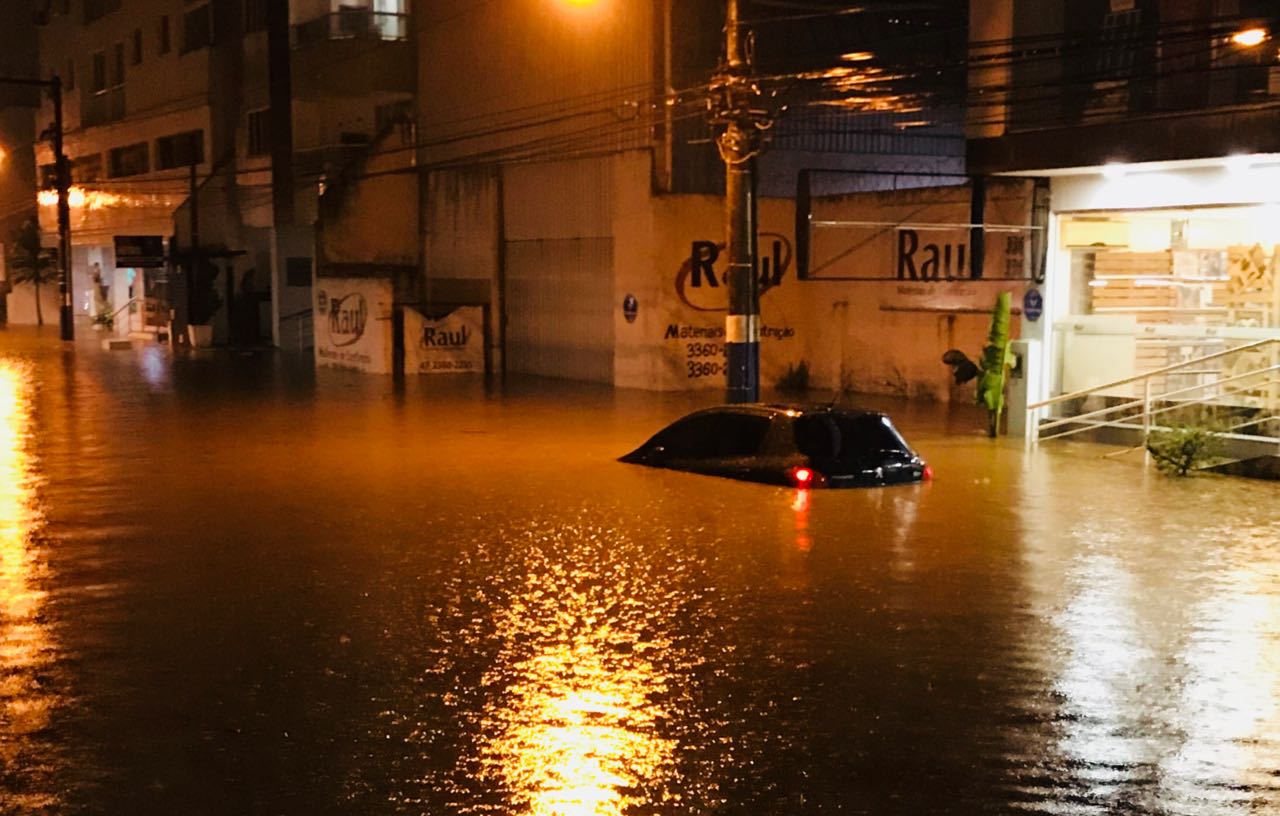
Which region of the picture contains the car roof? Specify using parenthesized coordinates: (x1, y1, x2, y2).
(686, 403, 884, 420)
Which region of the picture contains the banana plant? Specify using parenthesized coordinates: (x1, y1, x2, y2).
(942, 292, 1015, 437)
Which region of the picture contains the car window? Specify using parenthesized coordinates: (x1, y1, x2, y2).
(794, 414, 909, 460)
(712, 414, 772, 457)
(652, 413, 771, 459)
(836, 414, 909, 456)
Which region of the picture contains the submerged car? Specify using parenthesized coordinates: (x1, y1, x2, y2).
(620, 403, 932, 488)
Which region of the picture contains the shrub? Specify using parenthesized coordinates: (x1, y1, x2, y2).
(1146, 423, 1222, 476)
(776, 360, 810, 394)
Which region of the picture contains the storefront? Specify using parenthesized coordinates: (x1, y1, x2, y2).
(1022, 155, 1280, 409)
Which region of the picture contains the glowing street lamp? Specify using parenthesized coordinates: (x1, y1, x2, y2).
(1230, 27, 1268, 47)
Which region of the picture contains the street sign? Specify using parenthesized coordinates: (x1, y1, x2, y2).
(1023, 288, 1044, 322)
(114, 235, 166, 268)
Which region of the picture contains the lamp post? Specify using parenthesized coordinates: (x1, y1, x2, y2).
(0, 73, 73, 341)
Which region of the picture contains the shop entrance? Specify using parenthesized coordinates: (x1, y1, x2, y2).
(1055, 205, 1280, 401)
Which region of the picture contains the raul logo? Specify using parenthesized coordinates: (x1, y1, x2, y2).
(318, 290, 368, 347)
(675, 233, 792, 312)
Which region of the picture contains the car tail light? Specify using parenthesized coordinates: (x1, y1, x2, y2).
(791, 466, 814, 486)
(922, 465, 934, 481)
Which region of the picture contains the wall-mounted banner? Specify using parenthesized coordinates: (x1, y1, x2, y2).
(404, 305, 485, 375)
(314, 277, 393, 374)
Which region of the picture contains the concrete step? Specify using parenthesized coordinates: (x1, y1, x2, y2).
(1206, 455, 1280, 481)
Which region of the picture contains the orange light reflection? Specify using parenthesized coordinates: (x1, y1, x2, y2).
(482, 572, 674, 816)
(0, 363, 56, 802)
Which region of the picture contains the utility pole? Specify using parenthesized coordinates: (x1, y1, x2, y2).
(0, 73, 74, 341)
(51, 76, 73, 341)
(712, 0, 769, 403)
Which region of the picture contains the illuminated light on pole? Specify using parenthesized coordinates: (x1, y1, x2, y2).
(1231, 27, 1268, 47)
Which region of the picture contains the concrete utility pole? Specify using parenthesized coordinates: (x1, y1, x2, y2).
(713, 0, 769, 403)
(0, 73, 74, 341)
(51, 77, 73, 341)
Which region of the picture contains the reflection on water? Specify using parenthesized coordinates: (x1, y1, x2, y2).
(2, 330, 1280, 813)
(480, 546, 675, 816)
(1161, 564, 1280, 810)
(0, 362, 57, 809)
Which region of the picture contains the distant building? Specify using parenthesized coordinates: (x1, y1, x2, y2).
(968, 0, 1280, 414)
(316, 0, 989, 396)
(0, 3, 41, 324)
(31, 0, 411, 344)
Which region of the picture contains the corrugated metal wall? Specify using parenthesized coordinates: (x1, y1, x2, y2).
(504, 238, 615, 381)
(502, 156, 616, 382)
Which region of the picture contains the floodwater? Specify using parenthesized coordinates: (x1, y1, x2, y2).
(1, 328, 1278, 815)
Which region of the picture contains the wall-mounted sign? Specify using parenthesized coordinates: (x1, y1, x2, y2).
(314, 277, 393, 374)
(114, 235, 165, 268)
(1023, 288, 1044, 322)
(404, 305, 484, 375)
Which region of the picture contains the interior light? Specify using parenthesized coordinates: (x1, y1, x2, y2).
(1231, 28, 1268, 47)
(1225, 154, 1253, 173)
(1103, 163, 1128, 181)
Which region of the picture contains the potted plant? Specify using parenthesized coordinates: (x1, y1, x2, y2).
(187, 261, 222, 348)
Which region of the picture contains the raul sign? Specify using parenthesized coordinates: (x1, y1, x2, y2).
(404, 306, 484, 375)
(314, 278, 393, 374)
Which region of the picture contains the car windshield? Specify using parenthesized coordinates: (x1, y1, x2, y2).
(794, 413, 910, 461)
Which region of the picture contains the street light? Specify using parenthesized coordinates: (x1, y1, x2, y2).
(1230, 27, 1268, 47)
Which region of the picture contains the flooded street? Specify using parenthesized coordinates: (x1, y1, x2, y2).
(1, 328, 1278, 815)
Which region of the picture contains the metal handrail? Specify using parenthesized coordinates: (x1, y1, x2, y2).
(1039, 374, 1280, 443)
(1028, 336, 1280, 411)
(1032, 335, 1280, 451)
(1037, 365, 1280, 435)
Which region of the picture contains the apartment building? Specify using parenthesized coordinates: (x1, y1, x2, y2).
(32, 0, 412, 344)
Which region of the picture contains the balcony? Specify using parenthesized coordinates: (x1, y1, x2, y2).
(292, 10, 410, 47)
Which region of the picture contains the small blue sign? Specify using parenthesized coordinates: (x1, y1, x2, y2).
(1023, 288, 1044, 322)
(622, 294, 639, 324)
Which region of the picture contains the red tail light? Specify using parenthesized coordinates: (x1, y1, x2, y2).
(791, 467, 814, 486)
(922, 465, 934, 481)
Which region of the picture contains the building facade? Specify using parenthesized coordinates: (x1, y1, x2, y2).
(0, 5, 43, 325)
(32, 0, 411, 344)
(968, 0, 1280, 417)
(312, 0, 988, 397)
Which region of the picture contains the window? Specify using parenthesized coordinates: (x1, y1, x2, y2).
(132, 28, 143, 65)
(375, 100, 412, 133)
(108, 142, 150, 178)
(286, 258, 312, 288)
(181, 5, 213, 53)
(113, 42, 125, 87)
(71, 154, 104, 183)
(84, 0, 122, 24)
(155, 130, 204, 170)
(244, 0, 267, 33)
(158, 15, 171, 54)
(795, 414, 909, 462)
(652, 413, 771, 459)
(90, 51, 107, 93)
(247, 109, 270, 156)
